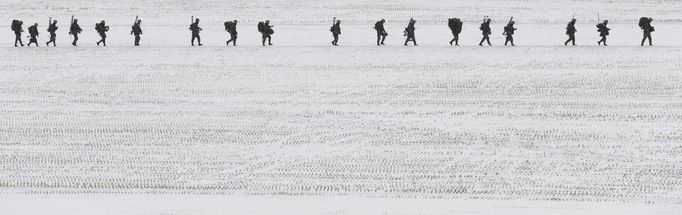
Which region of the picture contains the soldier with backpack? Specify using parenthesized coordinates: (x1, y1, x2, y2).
(403, 18, 417, 46)
(225, 20, 238, 46)
(503, 18, 516, 46)
(11, 20, 24, 47)
(95, 20, 109, 46)
(330, 18, 341, 46)
(374, 19, 387, 46)
(189, 17, 203, 46)
(46, 18, 58, 46)
(479, 17, 492, 46)
(131, 18, 142, 46)
(596, 20, 610, 46)
(27, 23, 39, 46)
(448, 18, 463, 46)
(564, 18, 577, 46)
(639, 17, 654, 46)
(69, 17, 82, 46)
(258, 20, 274, 46)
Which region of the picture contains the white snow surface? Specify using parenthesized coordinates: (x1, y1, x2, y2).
(1, 0, 682, 214)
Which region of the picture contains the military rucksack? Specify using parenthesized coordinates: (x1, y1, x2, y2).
(11, 20, 20, 32)
(257, 22, 265, 33)
(638, 17, 648, 28)
(224, 21, 233, 31)
(28, 25, 38, 35)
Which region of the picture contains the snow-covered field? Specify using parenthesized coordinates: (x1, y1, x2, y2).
(1, 0, 682, 214)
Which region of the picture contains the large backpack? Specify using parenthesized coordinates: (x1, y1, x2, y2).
(95, 23, 102, 32)
(448, 19, 456, 29)
(257, 22, 265, 33)
(224, 21, 233, 31)
(11, 20, 19, 31)
(596, 23, 603, 32)
(28, 25, 38, 35)
(638, 17, 648, 28)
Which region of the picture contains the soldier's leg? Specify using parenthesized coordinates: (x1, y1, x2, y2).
(262, 34, 266, 46)
(73, 34, 78, 46)
(641, 32, 646, 46)
(233, 34, 238, 46)
(479, 34, 485, 46)
(486, 35, 492, 46)
(136, 35, 141, 46)
(454, 34, 459, 45)
(412, 36, 417, 45)
(648, 34, 652, 45)
(267, 35, 272, 45)
(191, 33, 196, 46)
(381, 35, 386, 45)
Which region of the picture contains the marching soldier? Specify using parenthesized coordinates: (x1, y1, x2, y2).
(69, 17, 82, 46)
(448, 18, 462, 46)
(189, 18, 203, 46)
(11, 19, 24, 47)
(46, 19, 58, 46)
(374, 19, 387, 46)
(95, 20, 109, 46)
(404, 18, 417, 46)
(131, 18, 142, 46)
(330, 18, 341, 46)
(503, 19, 516, 46)
(640, 17, 654, 46)
(27, 23, 39, 46)
(225, 20, 238, 46)
(479, 17, 492, 46)
(564, 18, 577, 46)
(597, 20, 610, 46)
(258, 20, 274, 46)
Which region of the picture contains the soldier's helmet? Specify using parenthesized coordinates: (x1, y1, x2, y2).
(337, 20, 341, 24)
(196, 18, 200, 22)
(19, 21, 23, 25)
(53, 20, 58, 24)
(137, 20, 142, 24)
(381, 19, 385, 23)
(510, 21, 515, 25)
(34, 23, 38, 26)
(487, 18, 492, 22)
(648, 17, 653, 21)
(234, 20, 238, 23)
(74, 19, 78, 23)
(101, 20, 105, 24)
(604, 20, 608, 24)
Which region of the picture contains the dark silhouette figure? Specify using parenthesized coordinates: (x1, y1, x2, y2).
(11, 20, 24, 47)
(330, 18, 341, 46)
(597, 20, 610, 46)
(565, 19, 577, 46)
(258, 20, 274, 46)
(448, 18, 463, 46)
(403, 18, 417, 46)
(503, 21, 516, 46)
(189, 18, 203, 46)
(27, 23, 39, 46)
(639, 17, 654, 46)
(225, 20, 238, 46)
(46, 19, 58, 46)
(479, 18, 492, 46)
(375, 19, 387, 46)
(69, 18, 82, 46)
(131, 19, 142, 46)
(95, 20, 109, 46)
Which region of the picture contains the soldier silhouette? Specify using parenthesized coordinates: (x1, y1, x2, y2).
(225, 20, 238, 46)
(46, 19, 58, 46)
(95, 20, 109, 46)
(330, 18, 341, 46)
(69, 17, 82, 46)
(503, 19, 516, 46)
(27, 23, 39, 46)
(131, 18, 142, 46)
(189, 18, 203, 46)
(374, 19, 387, 46)
(565, 18, 577, 46)
(258, 20, 274, 46)
(597, 20, 610, 46)
(11, 19, 24, 47)
(448, 18, 462, 46)
(403, 18, 417, 46)
(639, 17, 654, 46)
(479, 17, 492, 46)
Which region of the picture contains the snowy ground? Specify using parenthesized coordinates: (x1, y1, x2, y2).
(1, 0, 682, 214)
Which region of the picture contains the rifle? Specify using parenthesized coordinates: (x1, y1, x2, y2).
(134, 15, 139, 24)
